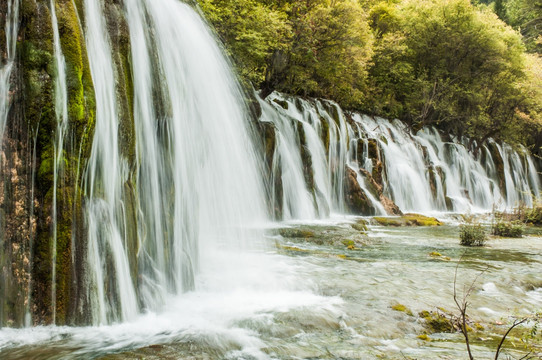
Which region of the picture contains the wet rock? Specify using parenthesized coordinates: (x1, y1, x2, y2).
(278, 228, 315, 239)
(358, 169, 402, 216)
(344, 167, 376, 215)
(372, 214, 442, 227)
(419, 310, 457, 334)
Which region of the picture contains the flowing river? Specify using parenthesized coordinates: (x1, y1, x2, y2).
(1, 216, 540, 359)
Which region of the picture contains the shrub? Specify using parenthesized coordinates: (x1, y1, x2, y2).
(459, 224, 487, 246)
(526, 206, 542, 225)
(491, 221, 524, 238)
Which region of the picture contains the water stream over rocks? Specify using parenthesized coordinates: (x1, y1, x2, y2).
(0, 0, 540, 358)
(1, 219, 541, 359)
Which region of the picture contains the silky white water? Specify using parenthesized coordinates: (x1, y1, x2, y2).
(49, 0, 70, 325)
(83, 0, 138, 324)
(1, 222, 541, 359)
(0, 1, 540, 358)
(263, 92, 541, 218)
(0, 0, 19, 147)
(77, 0, 269, 324)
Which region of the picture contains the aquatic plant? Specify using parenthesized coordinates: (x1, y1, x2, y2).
(459, 224, 487, 246)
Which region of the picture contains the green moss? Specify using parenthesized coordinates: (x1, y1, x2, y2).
(278, 228, 315, 238)
(20, 0, 96, 325)
(419, 310, 456, 333)
(342, 239, 355, 247)
(351, 219, 368, 232)
(428, 251, 451, 261)
(276, 244, 309, 253)
(417, 334, 430, 341)
(392, 303, 413, 316)
(403, 214, 442, 226)
(373, 214, 442, 227)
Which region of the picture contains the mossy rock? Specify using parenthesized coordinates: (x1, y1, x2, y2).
(351, 219, 368, 232)
(278, 228, 315, 238)
(272, 98, 289, 110)
(419, 310, 456, 333)
(429, 251, 451, 261)
(417, 334, 430, 341)
(391, 303, 413, 316)
(373, 214, 442, 227)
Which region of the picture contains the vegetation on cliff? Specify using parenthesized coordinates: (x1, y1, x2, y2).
(198, 0, 542, 153)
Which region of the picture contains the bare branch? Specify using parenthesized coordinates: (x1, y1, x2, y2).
(495, 318, 528, 360)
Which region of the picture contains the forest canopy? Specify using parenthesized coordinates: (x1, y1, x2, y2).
(197, 0, 542, 153)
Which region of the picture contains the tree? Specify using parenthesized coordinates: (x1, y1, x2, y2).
(366, 0, 537, 146)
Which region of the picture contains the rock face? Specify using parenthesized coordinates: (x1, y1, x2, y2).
(358, 169, 402, 216)
(344, 167, 377, 215)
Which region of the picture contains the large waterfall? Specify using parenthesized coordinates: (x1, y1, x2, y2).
(81, 0, 267, 325)
(0, 0, 540, 331)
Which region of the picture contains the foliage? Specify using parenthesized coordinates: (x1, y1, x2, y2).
(525, 205, 542, 225)
(367, 0, 538, 145)
(198, 0, 542, 151)
(199, 0, 373, 107)
(504, 0, 542, 53)
(491, 220, 524, 237)
(459, 224, 487, 246)
(198, 0, 290, 86)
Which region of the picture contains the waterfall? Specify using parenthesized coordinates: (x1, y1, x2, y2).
(262, 92, 541, 217)
(128, 0, 267, 308)
(50, 0, 70, 325)
(78, 0, 267, 324)
(0, 0, 19, 146)
(260, 93, 351, 219)
(83, 0, 138, 324)
(0, 0, 20, 328)
(0, 0, 540, 329)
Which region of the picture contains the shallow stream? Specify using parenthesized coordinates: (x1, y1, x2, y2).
(1, 217, 541, 359)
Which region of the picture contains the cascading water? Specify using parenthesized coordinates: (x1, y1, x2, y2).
(0, 1, 541, 358)
(0, 0, 19, 145)
(260, 93, 351, 219)
(83, 0, 138, 324)
(79, 0, 267, 324)
(262, 92, 541, 217)
(127, 0, 267, 309)
(0, 0, 20, 327)
(49, 0, 70, 324)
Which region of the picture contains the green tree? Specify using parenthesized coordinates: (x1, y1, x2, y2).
(264, 0, 373, 108)
(198, 0, 290, 85)
(367, 0, 536, 146)
(505, 0, 542, 53)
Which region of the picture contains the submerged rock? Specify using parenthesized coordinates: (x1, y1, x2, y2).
(278, 228, 315, 238)
(372, 214, 442, 226)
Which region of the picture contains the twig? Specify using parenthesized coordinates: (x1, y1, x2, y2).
(495, 318, 528, 360)
(454, 254, 489, 360)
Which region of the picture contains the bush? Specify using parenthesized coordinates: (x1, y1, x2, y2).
(526, 206, 542, 225)
(459, 224, 487, 246)
(492, 221, 524, 238)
